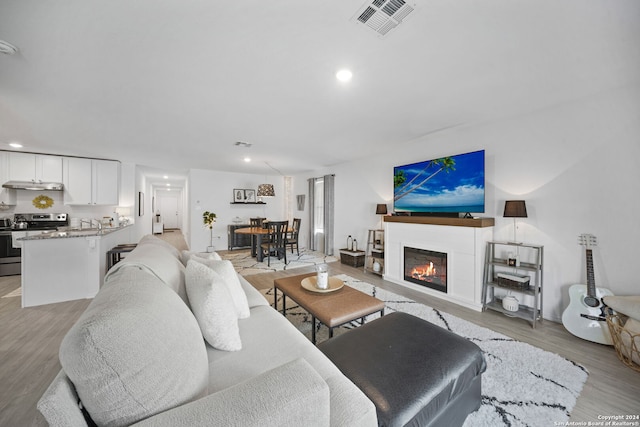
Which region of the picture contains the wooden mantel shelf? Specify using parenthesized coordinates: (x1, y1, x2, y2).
(384, 216, 495, 228)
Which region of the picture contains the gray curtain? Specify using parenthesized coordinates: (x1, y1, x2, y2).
(307, 178, 316, 251)
(323, 174, 335, 256)
(307, 175, 335, 254)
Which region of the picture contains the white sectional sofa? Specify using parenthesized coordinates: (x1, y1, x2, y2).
(37, 235, 377, 427)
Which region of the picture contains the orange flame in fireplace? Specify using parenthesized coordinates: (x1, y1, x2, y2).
(411, 261, 436, 280)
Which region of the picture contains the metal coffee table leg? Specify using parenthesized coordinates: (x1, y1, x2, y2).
(312, 316, 317, 344)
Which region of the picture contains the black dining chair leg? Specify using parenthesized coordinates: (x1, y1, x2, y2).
(267, 242, 274, 267)
(266, 245, 271, 267)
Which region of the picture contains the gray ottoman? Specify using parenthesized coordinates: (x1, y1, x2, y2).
(317, 312, 486, 427)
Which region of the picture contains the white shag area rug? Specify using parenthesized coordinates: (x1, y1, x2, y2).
(221, 248, 337, 276)
(261, 274, 589, 427)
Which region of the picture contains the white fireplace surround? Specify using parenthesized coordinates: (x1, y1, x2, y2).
(383, 218, 494, 311)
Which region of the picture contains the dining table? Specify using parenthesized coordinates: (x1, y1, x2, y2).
(233, 226, 275, 262)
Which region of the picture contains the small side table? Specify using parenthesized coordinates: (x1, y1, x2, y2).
(153, 221, 163, 234)
(106, 244, 138, 273)
(339, 249, 365, 268)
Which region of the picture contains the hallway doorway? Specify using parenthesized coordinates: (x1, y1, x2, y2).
(156, 191, 181, 229)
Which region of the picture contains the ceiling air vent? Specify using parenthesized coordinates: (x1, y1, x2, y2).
(354, 0, 416, 37)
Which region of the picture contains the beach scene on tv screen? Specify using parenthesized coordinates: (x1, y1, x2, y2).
(393, 150, 485, 213)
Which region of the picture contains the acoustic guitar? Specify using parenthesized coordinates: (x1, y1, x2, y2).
(561, 234, 614, 345)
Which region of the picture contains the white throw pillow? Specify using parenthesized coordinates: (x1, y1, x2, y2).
(181, 250, 222, 266)
(189, 258, 251, 319)
(185, 261, 242, 351)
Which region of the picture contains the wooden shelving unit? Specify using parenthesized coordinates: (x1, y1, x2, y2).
(481, 241, 544, 328)
(364, 229, 385, 275)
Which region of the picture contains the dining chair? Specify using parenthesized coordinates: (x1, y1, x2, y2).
(249, 217, 266, 249)
(286, 218, 301, 256)
(260, 220, 288, 267)
(250, 217, 266, 227)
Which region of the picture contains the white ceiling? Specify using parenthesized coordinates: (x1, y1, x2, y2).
(1, 0, 638, 177)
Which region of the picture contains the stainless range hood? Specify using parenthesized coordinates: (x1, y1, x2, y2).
(2, 180, 64, 191)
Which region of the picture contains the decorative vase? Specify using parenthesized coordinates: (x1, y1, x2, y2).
(207, 227, 214, 252)
(502, 296, 519, 312)
(373, 260, 381, 272)
(316, 264, 329, 289)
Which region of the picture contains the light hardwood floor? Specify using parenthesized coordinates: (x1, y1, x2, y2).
(1, 234, 637, 426)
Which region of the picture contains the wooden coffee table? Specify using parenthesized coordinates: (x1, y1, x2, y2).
(273, 272, 385, 344)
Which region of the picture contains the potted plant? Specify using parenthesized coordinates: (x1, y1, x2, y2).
(203, 211, 217, 252)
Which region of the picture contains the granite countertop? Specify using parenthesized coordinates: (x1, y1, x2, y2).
(19, 224, 132, 240)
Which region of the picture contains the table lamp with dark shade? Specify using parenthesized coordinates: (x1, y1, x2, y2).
(503, 200, 527, 243)
(376, 203, 388, 229)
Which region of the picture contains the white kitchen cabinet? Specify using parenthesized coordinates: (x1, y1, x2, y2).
(63, 157, 92, 204)
(93, 158, 119, 205)
(8, 152, 63, 182)
(0, 152, 17, 206)
(63, 157, 120, 205)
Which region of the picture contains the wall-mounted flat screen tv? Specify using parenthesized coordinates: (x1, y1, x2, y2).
(393, 149, 485, 214)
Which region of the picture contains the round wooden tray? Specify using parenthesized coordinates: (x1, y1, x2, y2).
(301, 276, 344, 293)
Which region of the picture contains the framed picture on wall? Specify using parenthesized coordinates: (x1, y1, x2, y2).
(233, 189, 245, 203)
(244, 189, 256, 203)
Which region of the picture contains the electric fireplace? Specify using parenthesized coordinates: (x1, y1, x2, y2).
(404, 247, 447, 293)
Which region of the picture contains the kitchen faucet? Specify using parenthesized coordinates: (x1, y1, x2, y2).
(80, 218, 102, 230)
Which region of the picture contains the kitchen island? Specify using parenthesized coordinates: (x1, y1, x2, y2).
(20, 225, 133, 308)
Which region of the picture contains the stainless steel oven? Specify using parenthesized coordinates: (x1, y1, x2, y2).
(0, 229, 21, 276)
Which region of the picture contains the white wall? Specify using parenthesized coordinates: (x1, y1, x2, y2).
(182, 178, 190, 244)
(292, 84, 640, 322)
(187, 168, 285, 252)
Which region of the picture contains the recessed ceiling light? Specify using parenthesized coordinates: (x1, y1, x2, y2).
(9, 142, 23, 148)
(244, 157, 251, 163)
(336, 69, 353, 82)
(163, 175, 168, 179)
(166, 183, 170, 186)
